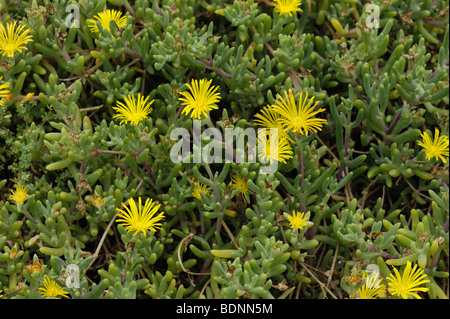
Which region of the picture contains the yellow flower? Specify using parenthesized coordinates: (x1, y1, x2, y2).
(0, 21, 33, 58)
(23, 92, 35, 102)
(286, 211, 309, 230)
(350, 272, 385, 299)
(39, 276, 70, 299)
(386, 261, 430, 299)
(273, 0, 303, 17)
(179, 79, 221, 119)
(0, 77, 11, 106)
(92, 194, 104, 208)
(254, 105, 294, 143)
(88, 9, 127, 39)
(231, 173, 251, 204)
(192, 178, 209, 200)
(9, 183, 28, 205)
(113, 93, 154, 125)
(257, 129, 293, 164)
(8, 247, 19, 258)
(24, 259, 44, 274)
(272, 89, 327, 135)
(417, 128, 449, 164)
(116, 197, 165, 236)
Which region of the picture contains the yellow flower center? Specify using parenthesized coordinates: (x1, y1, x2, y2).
(278, 4, 293, 14)
(133, 221, 146, 233)
(291, 218, 307, 229)
(46, 287, 61, 297)
(234, 179, 247, 190)
(93, 198, 104, 207)
(395, 283, 409, 297)
(193, 184, 208, 200)
(31, 265, 42, 273)
(4, 44, 15, 57)
(292, 116, 304, 126)
(428, 145, 438, 156)
(193, 99, 209, 112)
(264, 146, 273, 157)
(129, 114, 143, 124)
(287, 211, 309, 230)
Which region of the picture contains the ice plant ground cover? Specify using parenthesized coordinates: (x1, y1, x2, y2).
(0, 0, 448, 300)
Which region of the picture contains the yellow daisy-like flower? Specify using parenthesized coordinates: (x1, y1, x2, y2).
(230, 173, 251, 204)
(286, 211, 309, 230)
(0, 21, 33, 58)
(0, 77, 11, 107)
(417, 128, 449, 164)
(273, 0, 303, 17)
(116, 197, 165, 237)
(88, 9, 127, 39)
(39, 276, 70, 299)
(254, 105, 294, 144)
(272, 89, 327, 135)
(386, 261, 430, 299)
(257, 129, 293, 164)
(9, 184, 28, 205)
(179, 79, 221, 119)
(350, 272, 385, 299)
(112, 93, 154, 125)
(192, 178, 209, 200)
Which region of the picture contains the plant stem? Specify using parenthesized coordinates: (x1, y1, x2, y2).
(204, 162, 221, 205)
(264, 42, 300, 89)
(296, 134, 306, 213)
(366, 243, 398, 259)
(297, 133, 304, 187)
(97, 149, 128, 155)
(124, 1, 136, 17)
(143, 160, 157, 185)
(79, 105, 103, 112)
(201, 58, 257, 82)
(124, 48, 143, 60)
(18, 204, 38, 224)
(385, 107, 402, 135)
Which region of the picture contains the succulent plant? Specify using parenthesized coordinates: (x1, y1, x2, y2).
(0, 0, 448, 301)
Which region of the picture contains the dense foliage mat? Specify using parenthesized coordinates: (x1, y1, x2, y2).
(0, 0, 449, 299)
